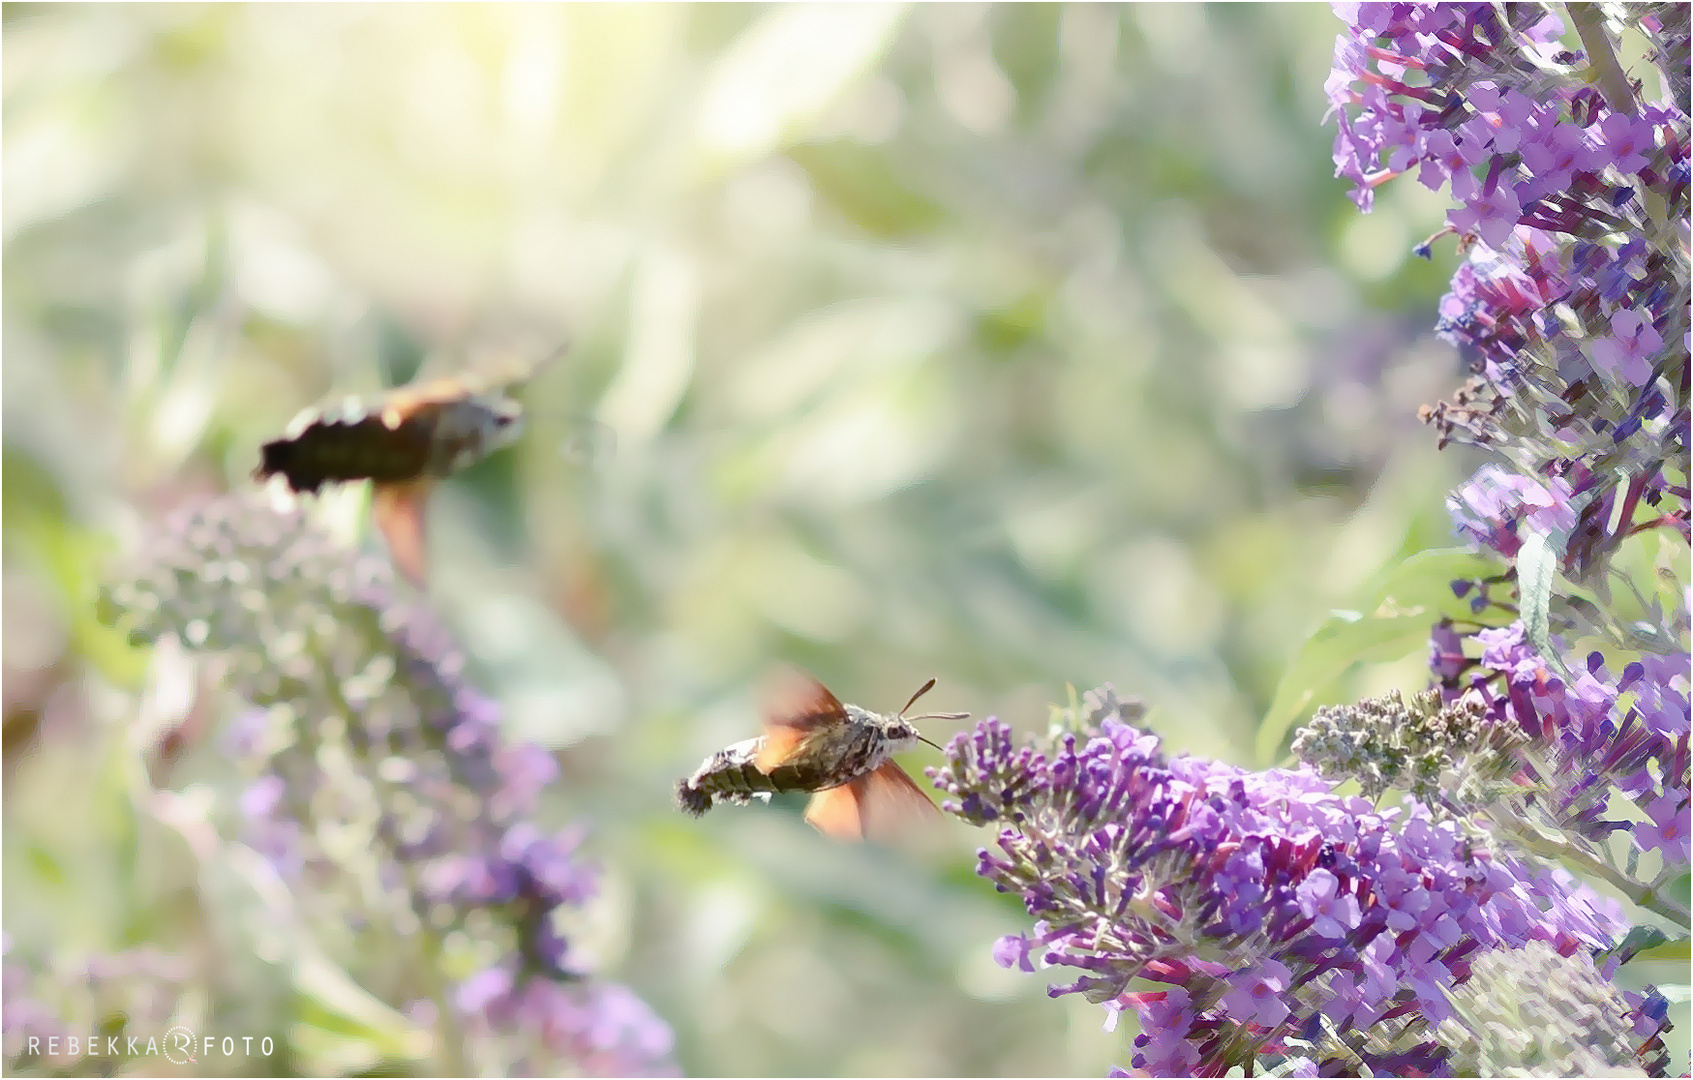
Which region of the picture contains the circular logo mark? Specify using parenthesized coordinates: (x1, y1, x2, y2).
(163, 1026, 197, 1066)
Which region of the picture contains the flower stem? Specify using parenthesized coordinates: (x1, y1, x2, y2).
(1569, 4, 1638, 117)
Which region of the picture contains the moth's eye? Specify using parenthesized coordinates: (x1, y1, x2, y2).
(488, 406, 526, 436)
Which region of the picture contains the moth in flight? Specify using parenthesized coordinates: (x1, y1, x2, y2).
(254, 348, 598, 585)
(676, 670, 966, 842)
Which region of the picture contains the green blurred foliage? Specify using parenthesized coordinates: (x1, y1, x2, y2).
(4, 4, 1483, 1075)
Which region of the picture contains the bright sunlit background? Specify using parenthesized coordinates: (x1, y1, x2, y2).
(5, 4, 1484, 1075)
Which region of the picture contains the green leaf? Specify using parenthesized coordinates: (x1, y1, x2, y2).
(1661, 870, 1692, 916)
(1517, 528, 1563, 677)
(4, 475, 151, 687)
(288, 1019, 394, 1077)
(1605, 923, 1674, 962)
(1636, 938, 1691, 963)
(1361, 547, 1500, 614)
(26, 845, 66, 886)
(289, 953, 432, 1072)
(1255, 548, 1497, 762)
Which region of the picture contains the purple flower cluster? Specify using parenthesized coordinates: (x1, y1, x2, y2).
(455, 975, 679, 1076)
(1351, 3, 1693, 949)
(1330, 3, 1689, 588)
(1445, 451, 1688, 590)
(1328, 4, 1684, 243)
(1446, 462, 1576, 560)
(924, 7, 1690, 1077)
(104, 494, 675, 1076)
(1432, 619, 1691, 880)
(930, 688, 1656, 1077)
(1314, 6, 1688, 1074)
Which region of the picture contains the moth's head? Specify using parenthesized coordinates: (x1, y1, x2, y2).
(887, 677, 968, 753)
(877, 715, 923, 754)
(435, 395, 526, 472)
(480, 397, 526, 451)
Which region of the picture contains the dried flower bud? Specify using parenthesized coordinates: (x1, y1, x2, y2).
(1438, 940, 1666, 1077)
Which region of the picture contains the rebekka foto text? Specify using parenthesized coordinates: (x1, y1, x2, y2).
(12, 1027, 277, 1067)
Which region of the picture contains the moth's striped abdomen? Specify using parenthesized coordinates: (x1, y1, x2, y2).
(674, 736, 849, 816)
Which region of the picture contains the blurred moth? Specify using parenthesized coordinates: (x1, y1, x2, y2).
(254, 348, 560, 586)
(676, 670, 967, 842)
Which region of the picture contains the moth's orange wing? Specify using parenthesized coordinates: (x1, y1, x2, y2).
(755, 669, 848, 772)
(379, 377, 469, 430)
(372, 478, 434, 586)
(803, 776, 870, 841)
(377, 343, 558, 428)
(803, 763, 940, 844)
(856, 760, 942, 842)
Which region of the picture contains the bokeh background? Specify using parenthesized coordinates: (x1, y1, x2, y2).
(5, 4, 1486, 1075)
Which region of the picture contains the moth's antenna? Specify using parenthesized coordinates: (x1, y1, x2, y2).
(900, 678, 939, 717)
(901, 678, 968, 751)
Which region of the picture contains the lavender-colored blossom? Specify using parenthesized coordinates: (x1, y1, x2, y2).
(1592, 307, 1667, 385)
(929, 686, 1657, 1076)
(1296, 869, 1361, 939)
(1331, 2, 1689, 596)
(1637, 791, 1692, 864)
(1428, 618, 1690, 886)
(452, 971, 676, 1076)
(1327, 27, 1692, 1052)
(1447, 172, 1523, 249)
(102, 493, 674, 1076)
(1222, 961, 1292, 1028)
(1447, 463, 1579, 558)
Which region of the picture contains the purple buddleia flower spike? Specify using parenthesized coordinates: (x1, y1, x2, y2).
(1331, 3, 1688, 587)
(1311, 9, 1688, 1076)
(102, 493, 675, 1076)
(930, 690, 1664, 1076)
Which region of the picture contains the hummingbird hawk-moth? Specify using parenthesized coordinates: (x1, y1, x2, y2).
(675, 671, 966, 842)
(254, 350, 551, 586)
